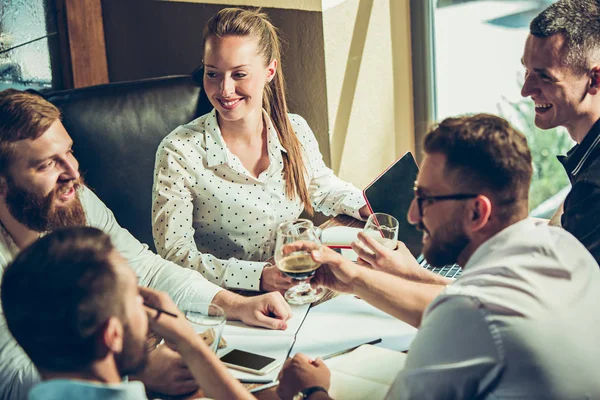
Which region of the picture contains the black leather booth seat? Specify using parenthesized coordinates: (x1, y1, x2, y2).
(44, 75, 213, 251)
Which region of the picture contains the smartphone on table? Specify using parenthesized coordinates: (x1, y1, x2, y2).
(219, 348, 282, 375)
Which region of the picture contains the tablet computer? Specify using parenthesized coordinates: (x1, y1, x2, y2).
(363, 152, 422, 257)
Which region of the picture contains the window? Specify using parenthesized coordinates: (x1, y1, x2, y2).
(417, 0, 572, 217)
(0, 0, 61, 90)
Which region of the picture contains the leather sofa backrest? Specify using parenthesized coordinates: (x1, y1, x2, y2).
(45, 75, 213, 250)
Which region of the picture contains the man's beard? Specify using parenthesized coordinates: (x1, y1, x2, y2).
(115, 322, 150, 377)
(420, 219, 469, 268)
(4, 176, 87, 232)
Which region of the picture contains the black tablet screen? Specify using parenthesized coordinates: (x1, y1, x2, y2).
(363, 152, 422, 257)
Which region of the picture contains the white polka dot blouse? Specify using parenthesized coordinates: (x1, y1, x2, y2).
(152, 109, 366, 291)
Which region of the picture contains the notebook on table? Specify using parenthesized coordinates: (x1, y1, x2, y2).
(326, 344, 407, 400)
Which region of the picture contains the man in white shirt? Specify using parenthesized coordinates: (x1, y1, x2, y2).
(0, 89, 292, 399)
(277, 114, 600, 399)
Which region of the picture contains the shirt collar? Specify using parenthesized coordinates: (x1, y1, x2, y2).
(557, 118, 600, 178)
(203, 109, 287, 168)
(204, 109, 229, 168)
(462, 218, 536, 273)
(263, 109, 287, 155)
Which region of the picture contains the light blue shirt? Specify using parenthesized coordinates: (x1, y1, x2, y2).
(28, 379, 147, 400)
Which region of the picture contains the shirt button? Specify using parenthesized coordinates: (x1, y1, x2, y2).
(269, 215, 274, 220)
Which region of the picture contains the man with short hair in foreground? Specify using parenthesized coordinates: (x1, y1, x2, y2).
(1, 227, 254, 400)
(278, 114, 600, 399)
(0, 89, 291, 399)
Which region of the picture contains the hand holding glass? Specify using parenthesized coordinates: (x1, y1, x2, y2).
(274, 219, 324, 305)
(362, 213, 399, 250)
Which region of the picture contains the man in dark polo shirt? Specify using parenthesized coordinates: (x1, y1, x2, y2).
(521, 0, 600, 264)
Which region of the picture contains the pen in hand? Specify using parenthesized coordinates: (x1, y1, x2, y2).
(143, 302, 178, 318)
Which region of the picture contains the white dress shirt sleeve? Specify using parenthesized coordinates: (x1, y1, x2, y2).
(0, 235, 38, 399)
(152, 140, 265, 291)
(0, 236, 40, 399)
(386, 295, 503, 400)
(81, 187, 223, 306)
(291, 116, 367, 219)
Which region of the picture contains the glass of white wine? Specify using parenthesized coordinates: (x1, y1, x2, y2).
(362, 213, 399, 250)
(274, 219, 324, 305)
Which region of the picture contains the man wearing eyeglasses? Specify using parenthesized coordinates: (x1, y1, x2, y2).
(277, 114, 600, 399)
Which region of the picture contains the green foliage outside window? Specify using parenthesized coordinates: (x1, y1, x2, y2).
(499, 98, 573, 211)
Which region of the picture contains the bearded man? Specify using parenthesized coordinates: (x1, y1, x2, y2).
(276, 114, 600, 400)
(0, 89, 292, 399)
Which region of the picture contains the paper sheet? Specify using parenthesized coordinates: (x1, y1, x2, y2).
(222, 303, 310, 337)
(214, 294, 416, 384)
(290, 294, 417, 359)
(325, 345, 407, 400)
(321, 226, 362, 247)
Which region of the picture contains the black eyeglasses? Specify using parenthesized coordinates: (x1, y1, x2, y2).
(413, 189, 478, 218)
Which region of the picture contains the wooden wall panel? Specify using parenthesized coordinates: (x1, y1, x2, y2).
(56, 0, 108, 88)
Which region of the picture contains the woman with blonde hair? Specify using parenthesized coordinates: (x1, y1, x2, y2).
(152, 7, 369, 294)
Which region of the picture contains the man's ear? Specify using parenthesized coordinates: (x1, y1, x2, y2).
(469, 195, 492, 232)
(103, 317, 124, 354)
(589, 66, 600, 95)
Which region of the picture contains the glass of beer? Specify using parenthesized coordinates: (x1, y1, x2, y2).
(362, 213, 399, 250)
(274, 219, 324, 305)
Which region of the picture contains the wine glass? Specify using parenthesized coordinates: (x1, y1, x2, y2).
(274, 219, 324, 305)
(362, 213, 399, 250)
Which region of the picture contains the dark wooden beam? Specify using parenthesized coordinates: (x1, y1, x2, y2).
(56, 0, 109, 88)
